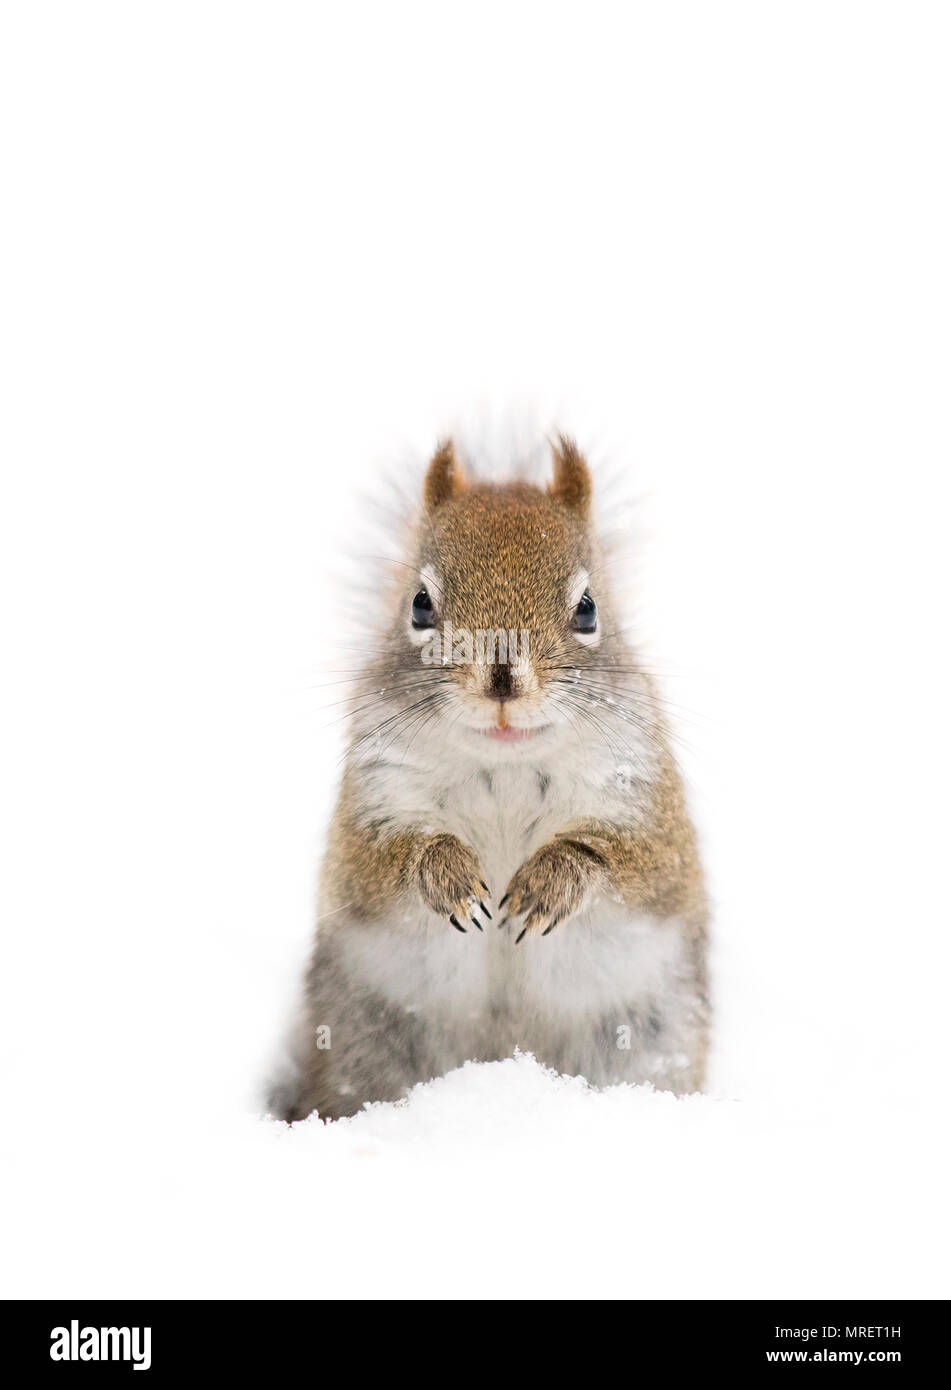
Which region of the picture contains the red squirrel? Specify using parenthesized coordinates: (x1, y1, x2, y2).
(270, 436, 709, 1120)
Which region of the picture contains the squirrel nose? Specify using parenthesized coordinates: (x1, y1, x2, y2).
(486, 663, 516, 702)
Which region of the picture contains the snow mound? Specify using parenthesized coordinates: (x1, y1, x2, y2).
(235, 1052, 945, 1300)
(276, 1050, 721, 1158)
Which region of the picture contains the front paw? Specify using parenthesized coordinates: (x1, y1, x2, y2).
(417, 833, 491, 933)
(500, 836, 607, 942)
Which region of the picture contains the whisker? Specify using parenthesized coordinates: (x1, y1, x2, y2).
(548, 673, 709, 728)
(346, 691, 452, 760)
(321, 677, 452, 729)
(552, 682, 699, 761)
(355, 556, 446, 602)
(551, 690, 654, 776)
(317, 675, 454, 712)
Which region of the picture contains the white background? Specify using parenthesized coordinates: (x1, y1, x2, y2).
(1, 2, 949, 1299)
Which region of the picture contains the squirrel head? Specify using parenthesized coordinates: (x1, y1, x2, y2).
(396, 435, 621, 753)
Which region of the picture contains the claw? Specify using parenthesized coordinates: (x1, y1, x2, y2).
(469, 915, 484, 932)
(542, 917, 561, 937)
(499, 893, 510, 909)
(497, 915, 509, 930)
(515, 926, 528, 944)
(449, 914, 466, 933)
(479, 899, 492, 920)
(480, 879, 490, 893)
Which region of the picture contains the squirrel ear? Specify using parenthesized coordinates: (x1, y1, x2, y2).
(548, 434, 592, 516)
(423, 438, 465, 512)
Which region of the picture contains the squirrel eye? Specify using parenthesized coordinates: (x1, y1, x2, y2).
(411, 587, 435, 629)
(572, 590, 597, 632)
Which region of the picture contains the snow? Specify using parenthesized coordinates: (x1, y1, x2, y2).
(3, 1048, 944, 1300)
(2, 4, 950, 1301)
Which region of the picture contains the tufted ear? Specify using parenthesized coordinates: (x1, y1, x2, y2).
(423, 438, 465, 512)
(548, 434, 592, 516)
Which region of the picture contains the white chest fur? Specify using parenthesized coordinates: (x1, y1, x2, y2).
(335, 905, 685, 1023)
(335, 738, 677, 1030)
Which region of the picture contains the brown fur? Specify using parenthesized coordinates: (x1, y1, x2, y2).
(270, 437, 710, 1121)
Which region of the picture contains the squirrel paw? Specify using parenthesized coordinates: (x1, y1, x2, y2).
(499, 837, 607, 942)
(417, 833, 491, 933)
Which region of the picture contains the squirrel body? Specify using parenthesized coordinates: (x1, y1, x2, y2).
(271, 439, 710, 1120)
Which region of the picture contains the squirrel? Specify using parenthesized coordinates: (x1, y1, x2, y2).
(269, 435, 710, 1121)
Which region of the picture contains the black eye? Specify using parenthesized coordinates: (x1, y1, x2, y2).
(411, 588, 435, 629)
(572, 590, 597, 632)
